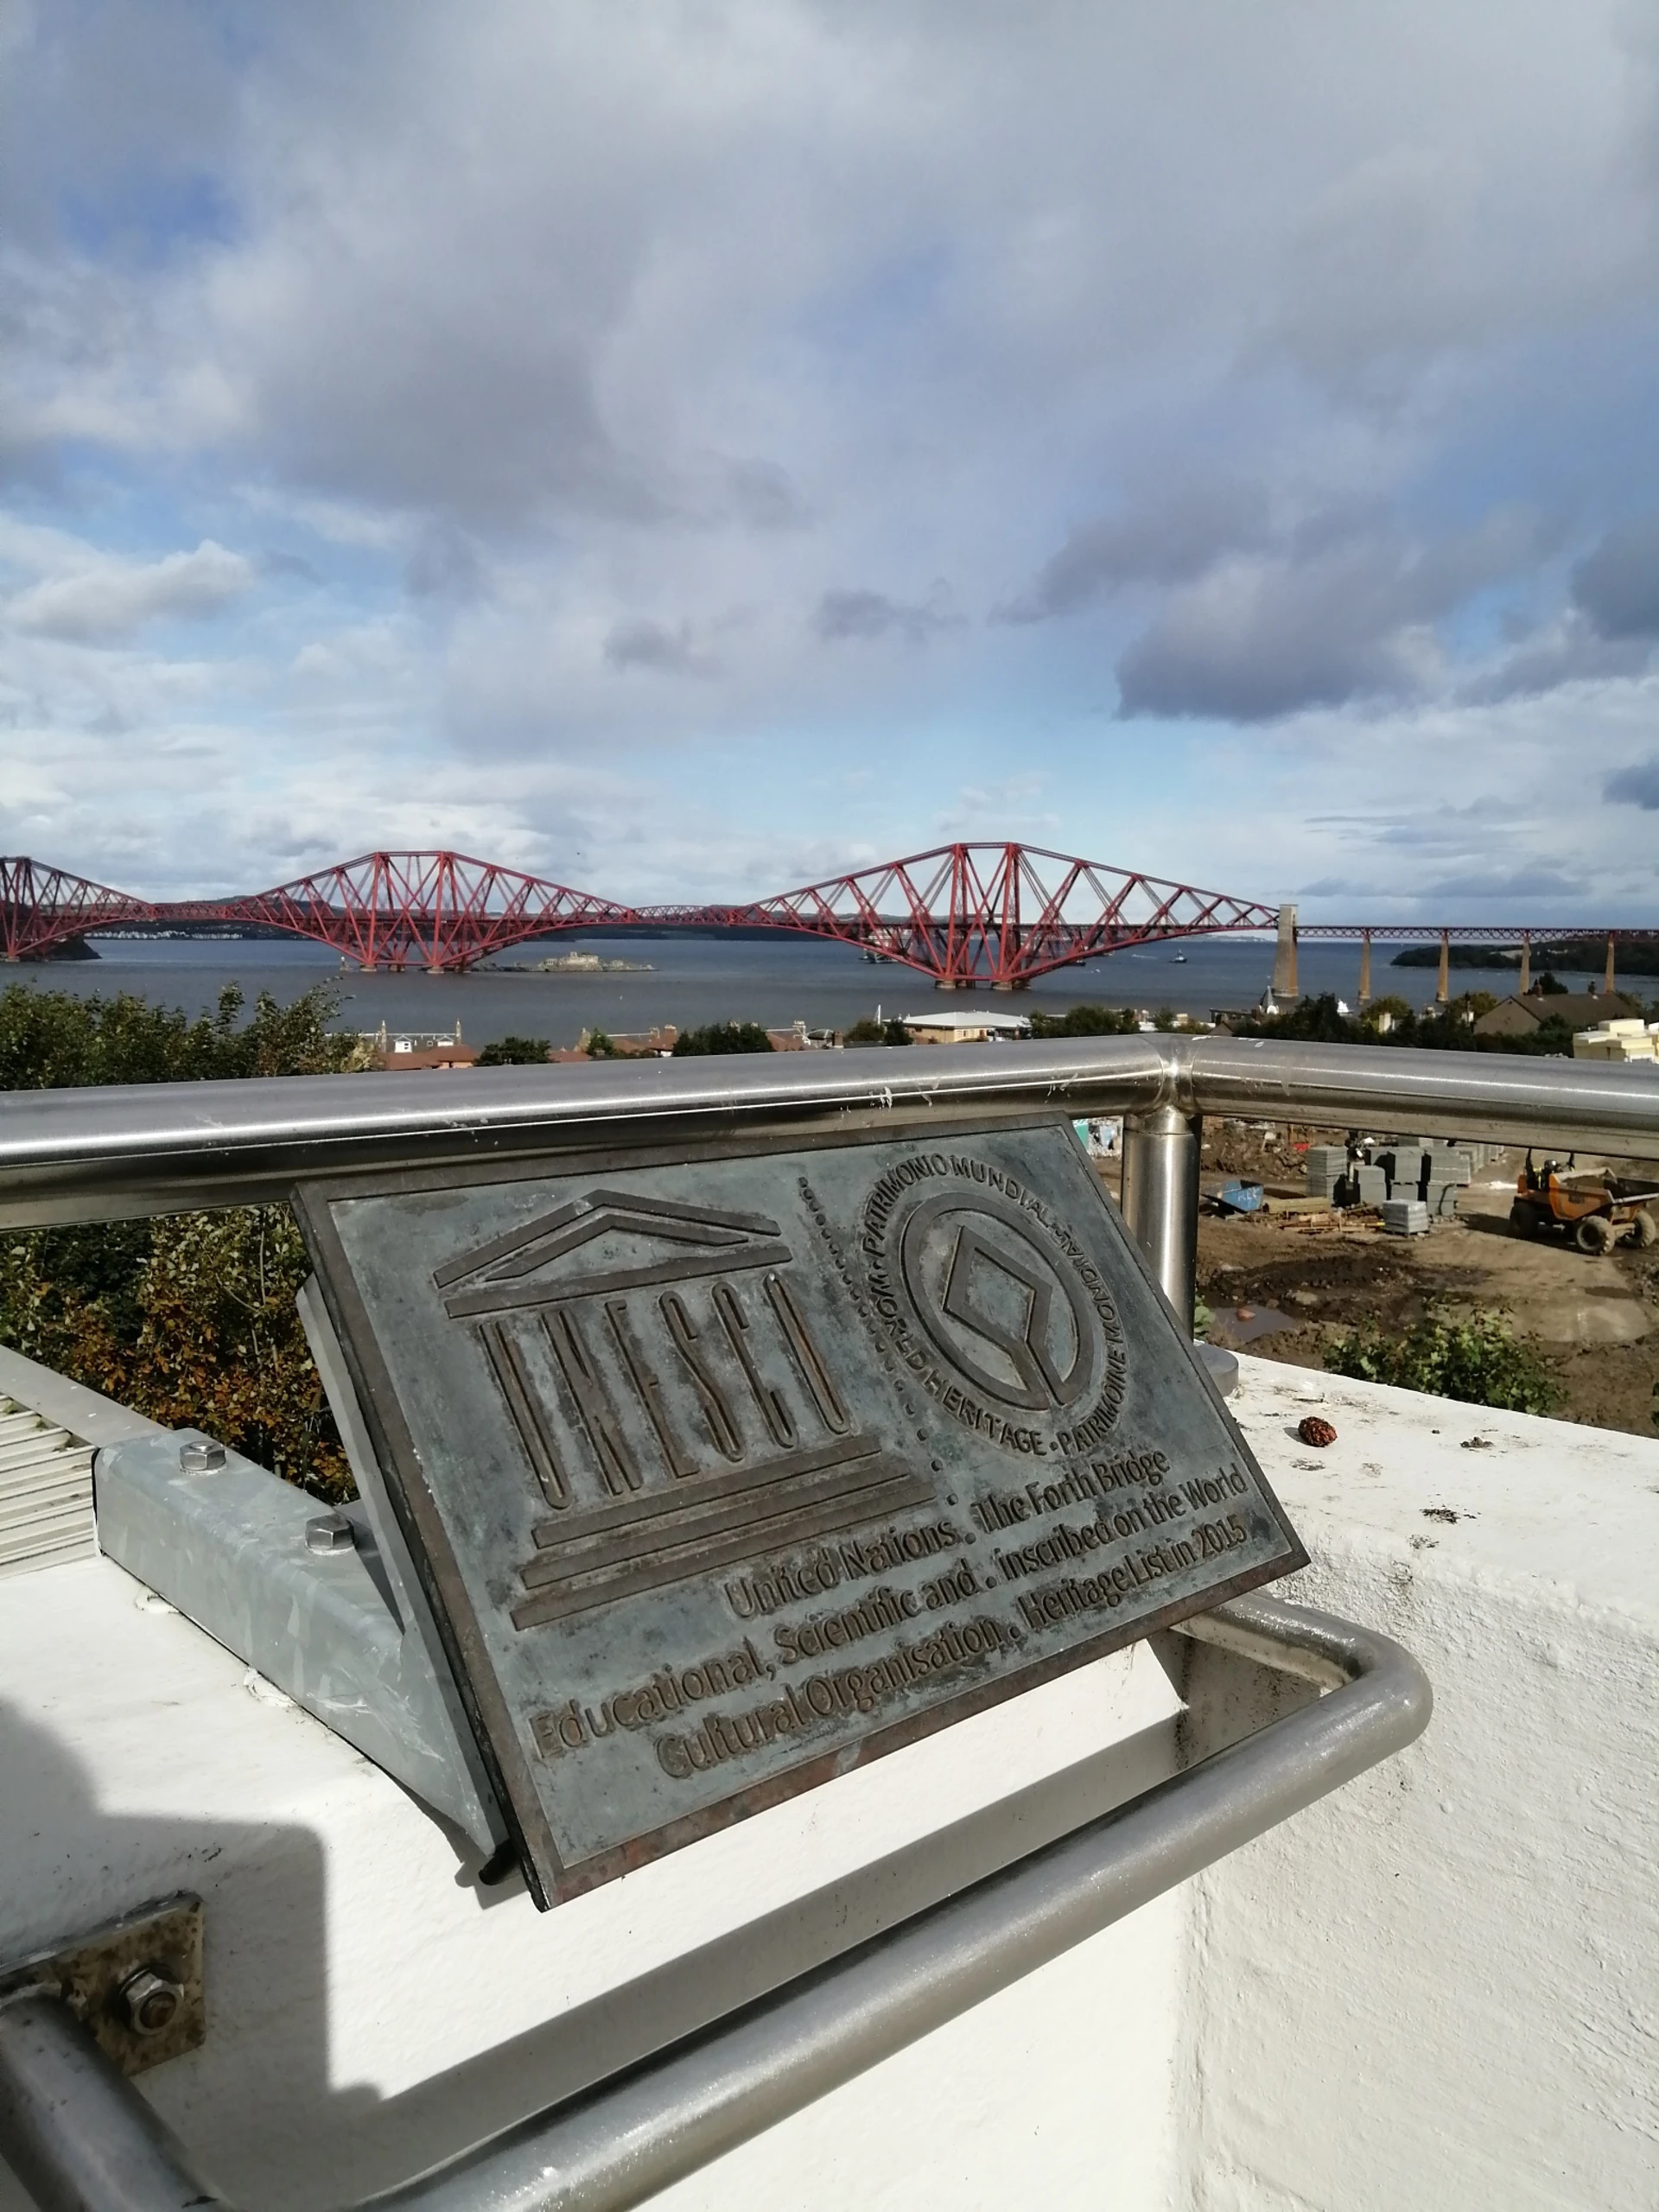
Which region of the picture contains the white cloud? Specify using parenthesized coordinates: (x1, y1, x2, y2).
(0, 2, 1656, 909)
(6, 542, 254, 641)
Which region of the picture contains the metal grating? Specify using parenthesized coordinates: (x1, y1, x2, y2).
(0, 1394, 96, 1578)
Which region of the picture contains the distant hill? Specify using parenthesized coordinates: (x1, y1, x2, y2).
(1392, 937, 1659, 977)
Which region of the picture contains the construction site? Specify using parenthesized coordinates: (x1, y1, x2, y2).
(1165, 1123, 1659, 1439)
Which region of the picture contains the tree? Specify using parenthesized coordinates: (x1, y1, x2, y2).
(0, 981, 360, 1499)
(1242, 988, 1573, 1059)
(671, 1021, 776, 1056)
(584, 1028, 619, 1058)
(1028, 1004, 1140, 1038)
(0, 979, 359, 1089)
(1533, 971, 1567, 995)
(1249, 992, 1352, 1044)
(1358, 994, 1414, 1033)
(843, 1017, 912, 1046)
(1, 1209, 353, 1497)
(476, 1034, 551, 1065)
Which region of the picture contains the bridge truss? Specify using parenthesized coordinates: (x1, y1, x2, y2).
(172, 851, 636, 972)
(1, 845, 1650, 987)
(0, 858, 154, 962)
(644, 844, 1281, 988)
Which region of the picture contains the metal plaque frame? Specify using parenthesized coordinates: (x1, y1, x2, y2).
(295, 1112, 1306, 1908)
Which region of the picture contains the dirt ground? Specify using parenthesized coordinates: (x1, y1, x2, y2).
(1111, 1122, 1659, 1440)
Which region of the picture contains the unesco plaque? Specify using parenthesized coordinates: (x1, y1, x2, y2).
(296, 1117, 1306, 1907)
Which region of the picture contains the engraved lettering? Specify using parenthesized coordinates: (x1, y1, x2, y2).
(543, 1308, 641, 1494)
(713, 1280, 797, 1447)
(605, 1299, 698, 1478)
(478, 1317, 570, 1510)
(765, 1272, 850, 1434)
(653, 1614, 1017, 1777)
(773, 1584, 919, 1663)
(661, 1291, 744, 1461)
(529, 1700, 587, 1757)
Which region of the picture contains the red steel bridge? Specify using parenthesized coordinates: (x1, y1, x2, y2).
(1, 847, 1650, 992)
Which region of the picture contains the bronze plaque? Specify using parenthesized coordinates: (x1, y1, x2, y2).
(296, 1117, 1304, 1907)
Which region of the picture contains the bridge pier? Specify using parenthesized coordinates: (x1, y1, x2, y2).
(1437, 931, 1450, 1005)
(1358, 931, 1371, 1007)
(1270, 904, 1298, 1001)
(1520, 936, 1531, 995)
(1605, 934, 1617, 997)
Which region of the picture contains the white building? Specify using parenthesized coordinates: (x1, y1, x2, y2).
(1573, 1016, 1659, 1062)
(898, 1008, 1033, 1044)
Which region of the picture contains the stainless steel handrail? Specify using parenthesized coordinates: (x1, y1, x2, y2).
(2, 1034, 1654, 1232)
(0, 1038, 1169, 1225)
(6, 1030, 1653, 1332)
(0, 1592, 1431, 2212)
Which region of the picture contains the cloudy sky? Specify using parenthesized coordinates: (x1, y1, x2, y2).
(3, 1, 1658, 918)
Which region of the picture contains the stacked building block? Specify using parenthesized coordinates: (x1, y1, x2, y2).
(1304, 1146, 1350, 1199)
(1381, 1198, 1430, 1236)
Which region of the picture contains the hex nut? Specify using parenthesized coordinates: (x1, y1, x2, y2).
(305, 1512, 355, 1555)
(119, 1966, 184, 2037)
(178, 1439, 226, 1473)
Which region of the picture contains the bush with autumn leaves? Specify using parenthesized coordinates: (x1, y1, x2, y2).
(0, 981, 365, 1499)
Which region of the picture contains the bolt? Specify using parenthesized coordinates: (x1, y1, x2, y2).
(178, 1438, 226, 1473)
(119, 1966, 183, 2037)
(305, 1512, 355, 1555)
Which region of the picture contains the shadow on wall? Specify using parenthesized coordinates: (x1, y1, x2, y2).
(0, 1696, 343, 2212)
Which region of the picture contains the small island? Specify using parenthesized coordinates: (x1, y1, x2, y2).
(494, 949, 654, 973)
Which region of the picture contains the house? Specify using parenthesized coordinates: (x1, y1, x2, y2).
(360, 1023, 477, 1070)
(899, 1008, 1033, 1045)
(572, 1026, 679, 1057)
(375, 1042, 480, 1071)
(1471, 990, 1639, 1040)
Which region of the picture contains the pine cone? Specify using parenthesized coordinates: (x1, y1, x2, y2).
(1298, 1414, 1338, 1447)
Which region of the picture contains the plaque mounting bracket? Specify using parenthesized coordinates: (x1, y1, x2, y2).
(0, 1895, 204, 2079)
(90, 1356, 507, 1861)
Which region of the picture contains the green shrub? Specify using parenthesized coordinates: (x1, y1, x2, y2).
(671, 1021, 775, 1056)
(2, 1209, 351, 1497)
(0, 978, 358, 1087)
(1029, 1004, 1140, 1039)
(0, 980, 359, 1497)
(1324, 1306, 1559, 1416)
(843, 1017, 913, 1046)
(476, 1034, 551, 1065)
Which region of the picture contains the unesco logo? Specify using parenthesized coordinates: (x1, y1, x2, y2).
(860, 1152, 1129, 1456)
(901, 1191, 1096, 1413)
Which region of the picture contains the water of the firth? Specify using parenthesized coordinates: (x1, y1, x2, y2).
(7, 933, 1608, 1048)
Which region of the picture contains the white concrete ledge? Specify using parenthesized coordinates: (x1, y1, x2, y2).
(1184, 1358, 1659, 2212)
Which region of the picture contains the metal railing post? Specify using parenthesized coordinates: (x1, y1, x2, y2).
(1118, 1104, 1201, 1331)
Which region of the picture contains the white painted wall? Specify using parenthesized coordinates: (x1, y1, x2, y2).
(3, 1360, 1656, 2211)
(1181, 1362, 1659, 2212)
